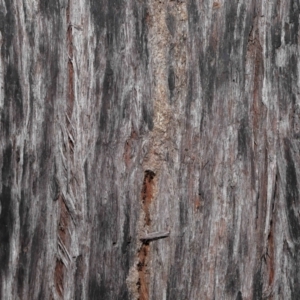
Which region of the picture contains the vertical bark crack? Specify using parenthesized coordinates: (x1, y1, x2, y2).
(66, 0, 74, 117)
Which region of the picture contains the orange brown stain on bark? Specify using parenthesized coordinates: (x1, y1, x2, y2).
(141, 170, 155, 226)
(213, 2, 221, 9)
(137, 243, 150, 300)
(137, 170, 156, 300)
(144, 10, 151, 26)
(194, 195, 201, 211)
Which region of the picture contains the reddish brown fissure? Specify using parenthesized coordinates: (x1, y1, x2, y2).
(246, 15, 265, 156)
(55, 194, 71, 297)
(66, 0, 75, 155)
(54, 2, 73, 296)
(124, 130, 138, 168)
(267, 221, 275, 286)
(58, 194, 70, 245)
(267, 174, 277, 288)
(54, 259, 64, 297)
(137, 170, 156, 300)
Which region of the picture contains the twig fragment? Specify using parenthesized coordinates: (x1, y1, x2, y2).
(140, 230, 170, 242)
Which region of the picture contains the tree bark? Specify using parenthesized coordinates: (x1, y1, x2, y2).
(1, 0, 300, 299)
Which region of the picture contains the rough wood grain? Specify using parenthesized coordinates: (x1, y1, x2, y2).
(1, 0, 300, 299)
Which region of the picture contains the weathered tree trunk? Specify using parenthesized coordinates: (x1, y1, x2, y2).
(1, 0, 300, 299)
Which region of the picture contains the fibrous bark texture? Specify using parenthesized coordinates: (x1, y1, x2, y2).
(1, 0, 300, 299)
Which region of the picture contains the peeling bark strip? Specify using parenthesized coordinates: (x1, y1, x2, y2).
(2, 0, 300, 298)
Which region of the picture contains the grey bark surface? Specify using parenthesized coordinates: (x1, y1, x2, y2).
(0, 0, 300, 299)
